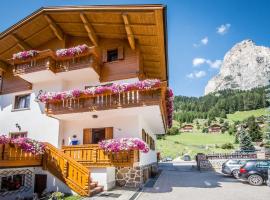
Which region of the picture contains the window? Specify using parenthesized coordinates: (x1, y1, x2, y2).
(0, 174, 25, 192)
(14, 94, 30, 110)
(9, 132, 27, 139)
(256, 161, 270, 168)
(107, 49, 118, 62)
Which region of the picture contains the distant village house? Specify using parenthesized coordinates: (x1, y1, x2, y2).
(208, 124, 222, 133)
(180, 124, 194, 132)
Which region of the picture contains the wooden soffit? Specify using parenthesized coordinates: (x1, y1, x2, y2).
(0, 5, 168, 81)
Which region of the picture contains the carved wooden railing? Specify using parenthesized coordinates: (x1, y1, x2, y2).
(11, 47, 100, 76)
(62, 144, 139, 167)
(43, 143, 91, 196)
(45, 88, 163, 115)
(0, 144, 42, 167)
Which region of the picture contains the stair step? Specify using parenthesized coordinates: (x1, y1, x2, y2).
(90, 182, 98, 189)
(90, 186, 104, 196)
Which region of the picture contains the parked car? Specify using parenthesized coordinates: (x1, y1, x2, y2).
(221, 159, 248, 178)
(162, 157, 173, 162)
(239, 160, 270, 186)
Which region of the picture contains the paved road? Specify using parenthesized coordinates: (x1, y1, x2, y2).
(138, 161, 270, 200)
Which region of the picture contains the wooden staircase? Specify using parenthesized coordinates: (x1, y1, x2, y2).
(43, 143, 104, 196)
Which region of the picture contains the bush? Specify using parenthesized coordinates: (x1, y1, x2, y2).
(202, 127, 208, 133)
(167, 127, 179, 135)
(221, 143, 234, 149)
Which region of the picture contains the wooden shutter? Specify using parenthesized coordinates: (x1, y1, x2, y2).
(102, 49, 107, 62)
(105, 127, 113, 139)
(83, 128, 92, 144)
(118, 46, 124, 60)
(142, 129, 146, 142)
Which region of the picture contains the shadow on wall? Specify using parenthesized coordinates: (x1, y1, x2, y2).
(0, 95, 13, 111)
(141, 163, 238, 193)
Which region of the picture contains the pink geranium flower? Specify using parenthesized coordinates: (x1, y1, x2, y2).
(99, 138, 149, 153)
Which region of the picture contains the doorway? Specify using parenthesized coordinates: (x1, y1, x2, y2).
(83, 127, 113, 144)
(34, 174, 47, 195)
(92, 128, 106, 144)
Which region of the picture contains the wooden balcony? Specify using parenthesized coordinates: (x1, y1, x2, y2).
(0, 144, 42, 168)
(62, 144, 139, 168)
(45, 88, 164, 116)
(10, 47, 100, 83)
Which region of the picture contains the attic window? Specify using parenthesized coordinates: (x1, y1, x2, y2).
(107, 49, 118, 62)
(102, 46, 124, 63)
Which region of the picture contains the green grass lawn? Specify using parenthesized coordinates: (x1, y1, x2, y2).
(227, 108, 267, 122)
(157, 131, 237, 159)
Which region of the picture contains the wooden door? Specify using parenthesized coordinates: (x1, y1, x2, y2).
(105, 127, 113, 139)
(83, 128, 92, 144)
(34, 174, 47, 194)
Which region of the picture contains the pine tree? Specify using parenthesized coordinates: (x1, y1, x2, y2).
(247, 116, 263, 142)
(239, 127, 255, 151)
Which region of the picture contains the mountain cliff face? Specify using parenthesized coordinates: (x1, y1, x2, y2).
(205, 40, 270, 95)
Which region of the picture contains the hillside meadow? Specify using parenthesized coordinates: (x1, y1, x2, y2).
(157, 108, 268, 159)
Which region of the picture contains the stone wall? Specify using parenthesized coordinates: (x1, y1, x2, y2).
(115, 163, 158, 188)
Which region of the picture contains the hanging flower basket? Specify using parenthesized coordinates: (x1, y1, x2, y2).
(99, 138, 149, 153)
(56, 44, 89, 58)
(0, 135, 45, 155)
(12, 50, 39, 60)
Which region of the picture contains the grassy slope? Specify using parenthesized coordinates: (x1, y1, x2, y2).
(157, 132, 236, 159)
(157, 108, 268, 159)
(227, 108, 267, 122)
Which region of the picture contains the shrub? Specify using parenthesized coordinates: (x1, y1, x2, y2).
(167, 127, 179, 135)
(221, 143, 234, 149)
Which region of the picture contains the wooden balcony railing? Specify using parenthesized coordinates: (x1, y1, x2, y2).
(0, 144, 42, 167)
(62, 144, 139, 168)
(43, 143, 91, 196)
(11, 47, 100, 76)
(45, 88, 163, 115)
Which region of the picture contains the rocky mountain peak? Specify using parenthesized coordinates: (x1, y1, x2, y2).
(205, 40, 270, 95)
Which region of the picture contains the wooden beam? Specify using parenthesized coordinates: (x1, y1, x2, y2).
(0, 60, 7, 72)
(79, 13, 98, 46)
(44, 14, 64, 41)
(11, 34, 31, 50)
(122, 14, 135, 50)
(154, 10, 166, 80)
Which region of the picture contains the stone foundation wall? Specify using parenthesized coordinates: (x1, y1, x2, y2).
(115, 163, 158, 188)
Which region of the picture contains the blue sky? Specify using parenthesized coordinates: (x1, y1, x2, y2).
(0, 0, 270, 97)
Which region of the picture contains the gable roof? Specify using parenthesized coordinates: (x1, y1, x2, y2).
(0, 5, 168, 80)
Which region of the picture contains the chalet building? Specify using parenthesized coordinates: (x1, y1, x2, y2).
(0, 5, 170, 199)
(180, 124, 194, 132)
(208, 124, 222, 133)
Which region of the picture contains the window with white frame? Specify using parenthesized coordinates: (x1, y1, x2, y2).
(14, 94, 30, 110)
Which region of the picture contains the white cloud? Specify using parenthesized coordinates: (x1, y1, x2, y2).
(192, 57, 222, 69)
(193, 37, 208, 47)
(217, 23, 231, 35)
(201, 37, 208, 45)
(206, 59, 223, 69)
(186, 70, 206, 79)
(193, 58, 206, 66)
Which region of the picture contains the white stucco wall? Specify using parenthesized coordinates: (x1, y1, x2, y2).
(60, 114, 140, 145)
(0, 91, 60, 147)
(139, 115, 158, 166)
(90, 167, 115, 191)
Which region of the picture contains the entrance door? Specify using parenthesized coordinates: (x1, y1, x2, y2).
(34, 174, 47, 194)
(83, 127, 113, 144)
(92, 128, 106, 144)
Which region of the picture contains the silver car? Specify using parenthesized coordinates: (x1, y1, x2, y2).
(221, 159, 247, 178)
